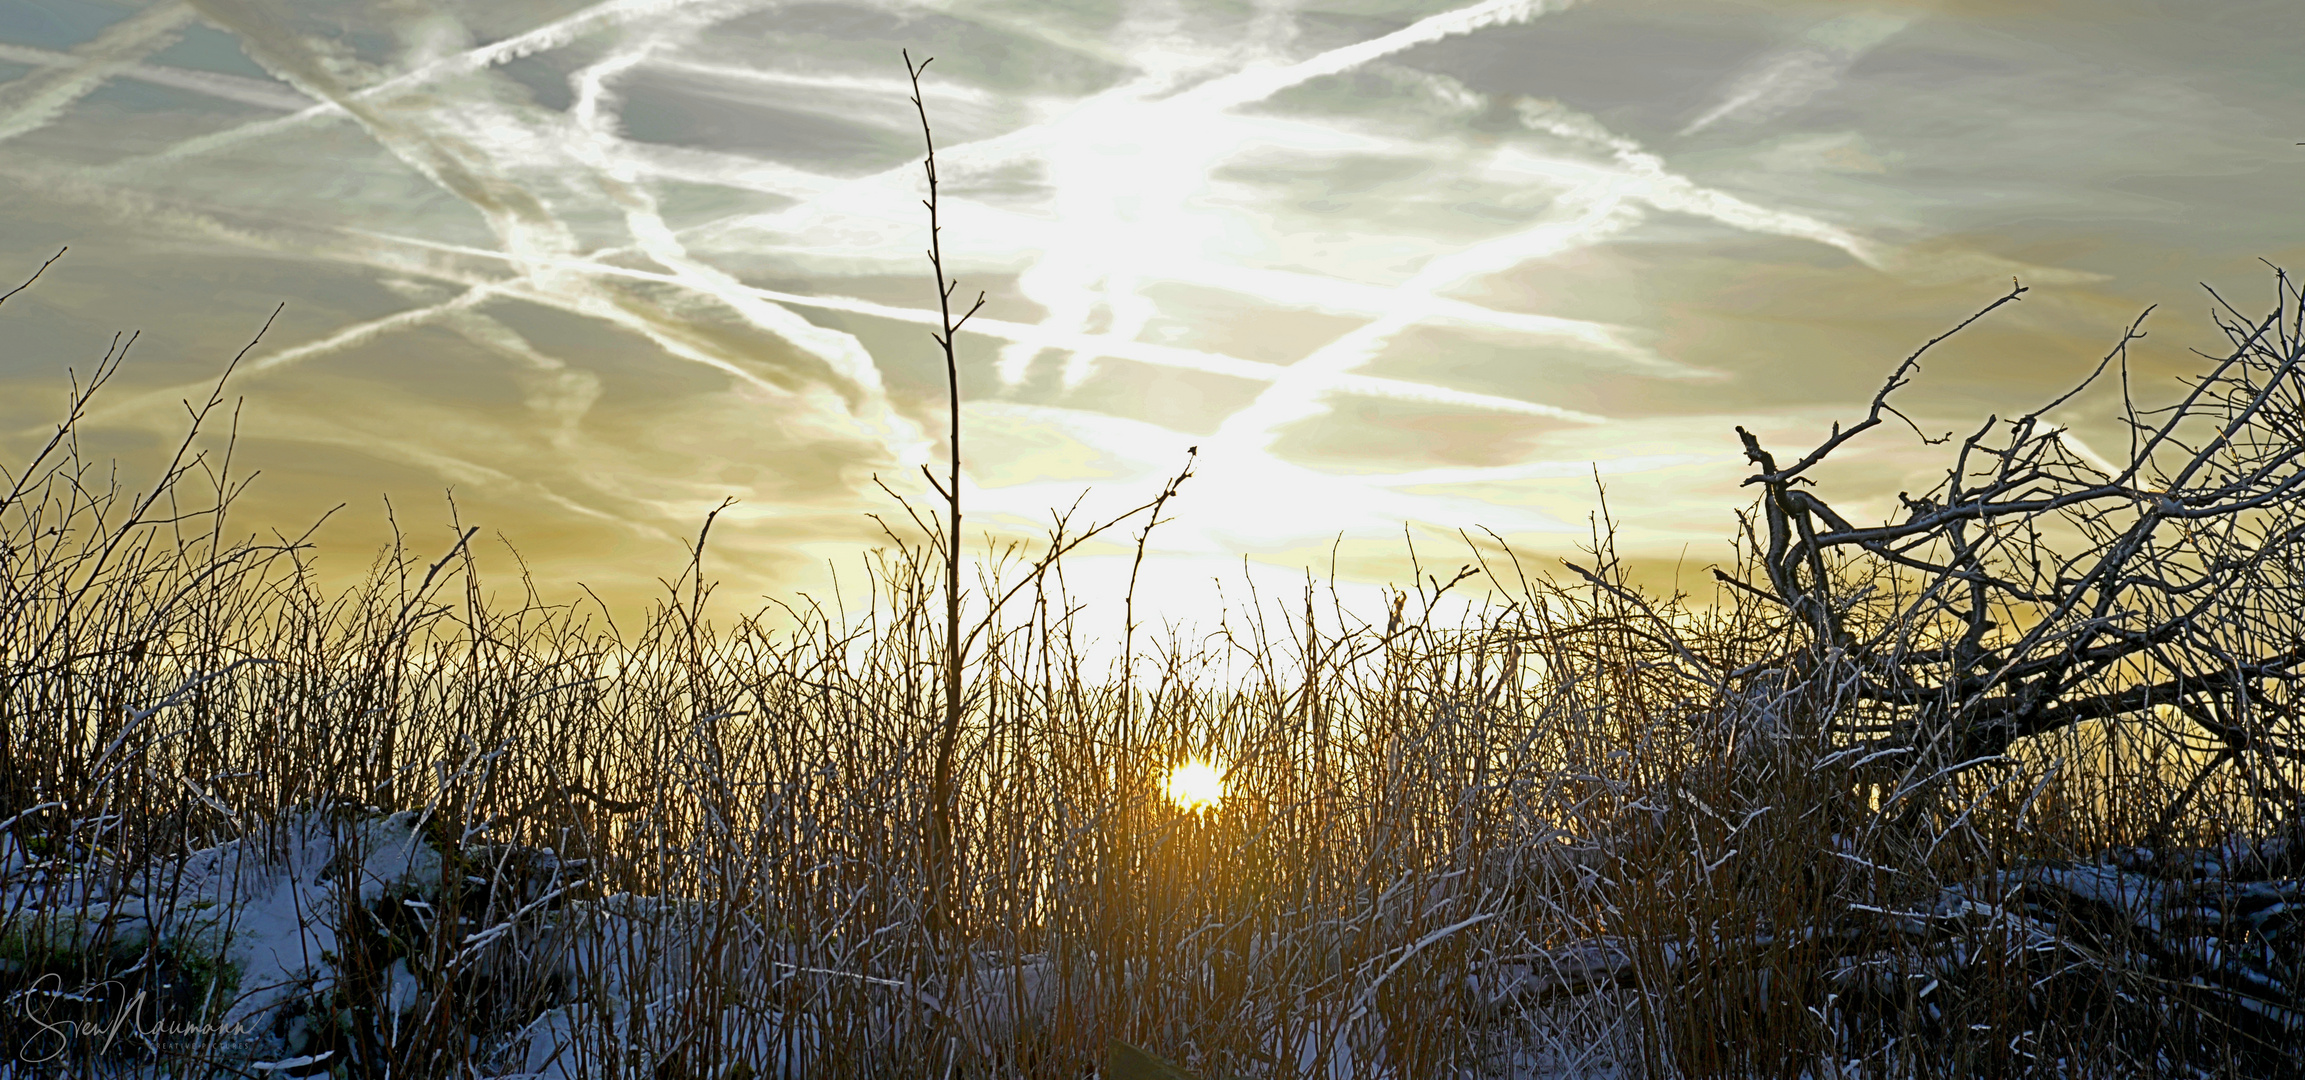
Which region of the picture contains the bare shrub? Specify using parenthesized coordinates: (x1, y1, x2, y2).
(5, 157, 2302, 1080)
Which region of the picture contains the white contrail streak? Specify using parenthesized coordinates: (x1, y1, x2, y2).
(180, 0, 892, 430)
(0, 41, 309, 111)
(25, 0, 1889, 566)
(688, 4, 1586, 286)
(247, 410, 642, 529)
(1163, 0, 1585, 113)
(98, 0, 764, 175)
(619, 142, 843, 200)
(71, 0, 921, 490)
(562, 17, 926, 461)
(146, 218, 1610, 428)
(563, 251, 1605, 422)
(1516, 99, 1880, 267)
(645, 56, 1001, 106)
(2048, 426, 2125, 479)
(710, 211, 1691, 376)
(240, 283, 504, 378)
(1197, 88, 1878, 457)
(1206, 189, 1639, 456)
(1148, 260, 1694, 376)
(0, 3, 197, 145)
(733, 279, 1605, 422)
(88, 265, 790, 432)
(974, 0, 1592, 391)
(1680, 13, 1912, 136)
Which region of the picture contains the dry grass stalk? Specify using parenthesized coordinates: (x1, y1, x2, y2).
(3, 161, 2301, 1080)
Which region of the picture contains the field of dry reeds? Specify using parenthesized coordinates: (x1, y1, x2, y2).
(4, 78, 2302, 1079)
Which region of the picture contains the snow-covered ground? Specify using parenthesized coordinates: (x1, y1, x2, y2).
(2, 809, 725, 1077)
(1, 805, 1662, 1078)
(7, 807, 2299, 1078)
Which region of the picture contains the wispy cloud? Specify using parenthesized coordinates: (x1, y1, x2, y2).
(2, 0, 1988, 609)
(0, 39, 308, 112)
(1681, 11, 1914, 137)
(0, 2, 196, 145)
(97, 0, 754, 177)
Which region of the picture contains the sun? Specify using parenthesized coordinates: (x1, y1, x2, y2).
(1163, 759, 1225, 812)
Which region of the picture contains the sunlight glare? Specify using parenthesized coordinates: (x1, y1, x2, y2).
(1163, 759, 1226, 812)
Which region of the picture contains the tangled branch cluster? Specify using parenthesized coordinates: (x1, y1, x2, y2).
(1726, 272, 2305, 834)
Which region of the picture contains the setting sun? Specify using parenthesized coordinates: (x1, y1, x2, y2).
(1162, 759, 1226, 812)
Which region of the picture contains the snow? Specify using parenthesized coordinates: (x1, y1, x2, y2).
(13, 808, 2294, 1077)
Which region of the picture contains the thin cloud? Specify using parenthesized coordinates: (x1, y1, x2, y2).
(0, 2, 196, 145)
(441, 311, 603, 451)
(992, 0, 1592, 393)
(172, 0, 916, 455)
(1681, 12, 1914, 137)
(0, 40, 308, 112)
(1206, 190, 1644, 459)
(1163, 0, 1588, 113)
(96, 0, 769, 178)
(149, 222, 1614, 428)
(2, 0, 1937, 591)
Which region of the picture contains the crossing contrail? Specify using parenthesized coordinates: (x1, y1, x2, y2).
(0, 39, 308, 113)
(0, 3, 196, 145)
(96, 0, 770, 176)
(6, 0, 1893, 568)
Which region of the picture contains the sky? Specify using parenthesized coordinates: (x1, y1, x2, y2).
(2, 0, 2301, 632)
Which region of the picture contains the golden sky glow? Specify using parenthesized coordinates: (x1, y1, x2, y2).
(2, 0, 2301, 627)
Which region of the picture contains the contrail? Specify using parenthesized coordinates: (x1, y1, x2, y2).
(184, 0, 586, 268)
(1680, 13, 1912, 136)
(245, 410, 644, 530)
(441, 311, 603, 452)
(96, 0, 765, 176)
(617, 141, 844, 201)
(973, 0, 1594, 391)
(620, 21, 1702, 427)
(1149, 261, 1692, 376)
(119, 211, 1609, 430)
(83, 282, 517, 429)
(242, 283, 504, 378)
(175, 0, 892, 428)
(0, 41, 308, 112)
(647, 57, 994, 102)
(2047, 425, 2124, 479)
(682, 0, 1591, 357)
(1206, 190, 1641, 457)
(561, 19, 928, 462)
(436, 229, 1619, 423)
(695, 200, 1689, 376)
(1516, 98, 1881, 267)
(1198, 89, 1880, 458)
(1163, 0, 1586, 113)
(87, 263, 795, 436)
(740, 279, 1606, 422)
(119, 0, 920, 491)
(24, 0, 1888, 564)
(86, 350, 651, 537)
(0, 2, 197, 145)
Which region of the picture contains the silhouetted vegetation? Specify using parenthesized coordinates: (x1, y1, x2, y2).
(2, 83, 2300, 1079)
